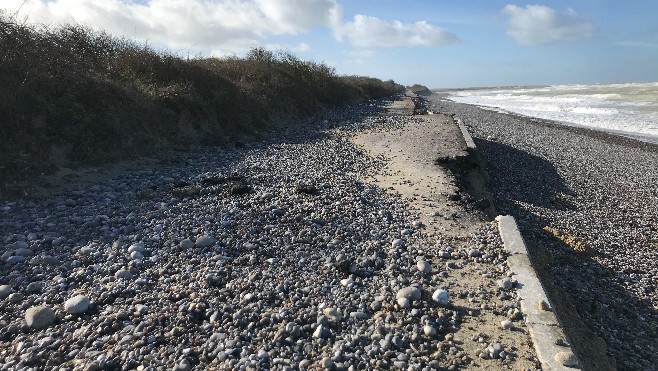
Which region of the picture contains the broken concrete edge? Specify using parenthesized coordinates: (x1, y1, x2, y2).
(496, 215, 582, 370)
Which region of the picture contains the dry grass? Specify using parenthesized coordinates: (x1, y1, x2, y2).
(0, 13, 404, 197)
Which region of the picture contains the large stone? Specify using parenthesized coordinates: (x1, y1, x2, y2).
(0, 285, 12, 299)
(65, 295, 90, 314)
(179, 238, 195, 250)
(396, 286, 422, 301)
(195, 235, 217, 248)
(25, 306, 56, 329)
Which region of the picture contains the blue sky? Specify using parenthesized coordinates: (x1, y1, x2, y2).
(4, 0, 658, 88)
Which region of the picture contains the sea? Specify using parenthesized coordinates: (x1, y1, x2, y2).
(443, 82, 658, 144)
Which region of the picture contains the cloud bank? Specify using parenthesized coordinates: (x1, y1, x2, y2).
(4, 0, 339, 52)
(502, 4, 594, 45)
(3, 0, 455, 53)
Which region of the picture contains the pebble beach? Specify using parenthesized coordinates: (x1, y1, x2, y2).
(0, 101, 540, 370)
(432, 97, 658, 371)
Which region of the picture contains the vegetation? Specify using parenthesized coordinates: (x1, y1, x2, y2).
(0, 13, 404, 193)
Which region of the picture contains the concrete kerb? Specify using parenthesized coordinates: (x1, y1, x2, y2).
(496, 215, 581, 370)
(456, 119, 477, 150)
(451, 116, 581, 369)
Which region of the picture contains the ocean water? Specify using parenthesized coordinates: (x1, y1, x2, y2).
(444, 82, 658, 144)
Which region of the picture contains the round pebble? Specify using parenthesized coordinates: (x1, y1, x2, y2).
(25, 306, 56, 329)
(64, 295, 90, 314)
(195, 235, 217, 248)
(416, 259, 432, 273)
(432, 288, 450, 305)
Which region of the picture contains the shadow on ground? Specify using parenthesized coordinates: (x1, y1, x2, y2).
(474, 137, 658, 371)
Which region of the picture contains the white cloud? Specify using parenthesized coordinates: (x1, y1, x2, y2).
(3, 0, 458, 53)
(501, 4, 594, 46)
(335, 15, 458, 47)
(3, 0, 339, 52)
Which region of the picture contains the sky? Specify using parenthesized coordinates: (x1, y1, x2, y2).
(3, 0, 658, 88)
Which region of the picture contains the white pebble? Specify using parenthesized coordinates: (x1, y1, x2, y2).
(416, 259, 432, 273)
(64, 295, 90, 314)
(432, 289, 450, 305)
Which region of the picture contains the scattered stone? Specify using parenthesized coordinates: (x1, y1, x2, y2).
(396, 286, 421, 301)
(320, 357, 334, 369)
(397, 297, 410, 308)
(501, 319, 514, 330)
(555, 351, 579, 367)
(313, 324, 328, 339)
(25, 306, 56, 329)
(8, 293, 24, 303)
(423, 325, 437, 337)
(0, 285, 12, 299)
(229, 182, 251, 195)
(5, 255, 27, 264)
(26, 281, 43, 293)
(416, 259, 432, 273)
(391, 239, 405, 249)
(0, 104, 556, 370)
(323, 307, 342, 322)
(114, 269, 134, 280)
(340, 277, 354, 287)
(195, 235, 217, 248)
(130, 251, 144, 260)
(499, 277, 513, 290)
(128, 243, 145, 253)
(295, 183, 319, 195)
(432, 289, 450, 305)
(539, 300, 552, 311)
(64, 295, 90, 314)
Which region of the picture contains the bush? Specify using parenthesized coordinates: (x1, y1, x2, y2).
(0, 14, 404, 197)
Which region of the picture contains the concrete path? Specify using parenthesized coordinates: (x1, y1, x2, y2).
(354, 95, 581, 370)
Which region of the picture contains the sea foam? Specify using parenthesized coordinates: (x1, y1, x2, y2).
(446, 82, 658, 144)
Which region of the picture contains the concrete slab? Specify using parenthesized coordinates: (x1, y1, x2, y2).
(352, 114, 486, 239)
(384, 97, 415, 116)
(352, 109, 542, 370)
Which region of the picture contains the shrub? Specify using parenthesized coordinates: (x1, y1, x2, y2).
(0, 14, 404, 197)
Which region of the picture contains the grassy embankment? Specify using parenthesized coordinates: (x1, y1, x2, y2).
(0, 14, 405, 198)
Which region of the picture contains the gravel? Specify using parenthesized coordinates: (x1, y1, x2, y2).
(432, 96, 658, 371)
(0, 99, 538, 370)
